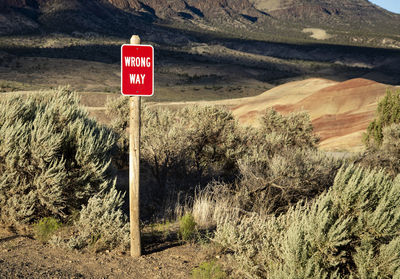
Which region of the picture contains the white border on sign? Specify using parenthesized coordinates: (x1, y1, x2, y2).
(121, 44, 155, 97)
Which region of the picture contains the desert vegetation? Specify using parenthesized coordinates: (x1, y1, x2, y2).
(1, 0, 399, 277)
(361, 89, 400, 176)
(2, 87, 400, 277)
(104, 92, 400, 277)
(364, 89, 400, 148)
(213, 165, 400, 278)
(0, 88, 128, 251)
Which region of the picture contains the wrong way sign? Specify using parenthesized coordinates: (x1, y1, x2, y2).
(121, 44, 154, 96)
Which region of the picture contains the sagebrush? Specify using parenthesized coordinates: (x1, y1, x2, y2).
(106, 98, 244, 218)
(65, 183, 129, 251)
(0, 87, 117, 225)
(187, 108, 341, 221)
(214, 165, 400, 278)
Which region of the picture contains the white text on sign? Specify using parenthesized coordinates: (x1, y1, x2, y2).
(124, 57, 151, 67)
(130, 74, 146, 84)
(125, 57, 150, 84)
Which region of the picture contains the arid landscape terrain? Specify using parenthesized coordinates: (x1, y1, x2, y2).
(1, 0, 400, 278)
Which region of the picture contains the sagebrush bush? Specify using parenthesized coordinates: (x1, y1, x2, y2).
(0, 87, 116, 225)
(34, 217, 62, 243)
(214, 165, 400, 278)
(142, 105, 243, 218)
(180, 108, 341, 229)
(66, 183, 129, 251)
(106, 97, 243, 217)
(360, 124, 400, 176)
(236, 145, 342, 215)
(219, 108, 341, 215)
(260, 108, 319, 149)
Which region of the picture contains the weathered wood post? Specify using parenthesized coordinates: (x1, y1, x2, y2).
(129, 35, 141, 258)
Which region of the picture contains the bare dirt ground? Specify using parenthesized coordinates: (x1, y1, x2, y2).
(0, 227, 211, 279)
(302, 28, 333, 40)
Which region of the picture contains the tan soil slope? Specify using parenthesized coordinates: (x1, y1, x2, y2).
(229, 78, 337, 124)
(229, 78, 396, 151)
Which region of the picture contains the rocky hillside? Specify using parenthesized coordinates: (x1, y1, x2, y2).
(1, 0, 399, 46)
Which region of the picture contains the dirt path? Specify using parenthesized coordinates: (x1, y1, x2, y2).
(0, 229, 208, 279)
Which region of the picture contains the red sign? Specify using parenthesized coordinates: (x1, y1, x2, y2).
(121, 44, 154, 96)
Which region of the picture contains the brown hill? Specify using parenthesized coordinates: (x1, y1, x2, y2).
(226, 78, 397, 151)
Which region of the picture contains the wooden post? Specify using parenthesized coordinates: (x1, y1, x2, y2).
(129, 35, 141, 257)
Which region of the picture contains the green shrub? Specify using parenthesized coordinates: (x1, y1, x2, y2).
(179, 213, 197, 242)
(236, 145, 342, 215)
(106, 98, 242, 182)
(214, 165, 400, 278)
(360, 90, 400, 176)
(186, 109, 340, 228)
(364, 89, 400, 147)
(34, 217, 62, 243)
(106, 97, 243, 216)
(191, 261, 227, 279)
(0, 87, 116, 225)
(260, 108, 319, 149)
(221, 109, 341, 215)
(65, 183, 129, 251)
(361, 123, 400, 176)
(142, 105, 243, 217)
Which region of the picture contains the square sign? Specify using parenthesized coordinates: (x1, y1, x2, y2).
(121, 44, 154, 96)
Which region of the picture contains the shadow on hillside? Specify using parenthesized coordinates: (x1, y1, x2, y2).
(6, 1, 156, 36)
(0, 234, 33, 243)
(3, 0, 399, 85)
(2, 39, 399, 85)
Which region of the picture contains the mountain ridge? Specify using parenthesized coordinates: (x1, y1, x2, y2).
(1, 0, 399, 46)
